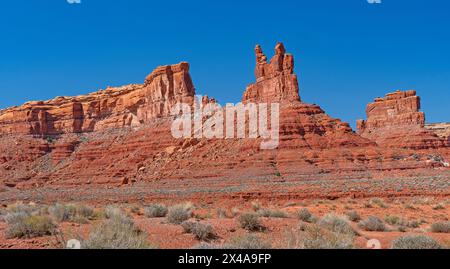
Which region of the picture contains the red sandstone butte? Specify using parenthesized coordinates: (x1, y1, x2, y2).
(0, 62, 195, 136)
(0, 43, 448, 193)
(357, 90, 449, 149)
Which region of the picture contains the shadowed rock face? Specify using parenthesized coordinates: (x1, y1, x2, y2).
(0, 43, 448, 191)
(0, 62, 195, 136)
(357, 90, 449, 149)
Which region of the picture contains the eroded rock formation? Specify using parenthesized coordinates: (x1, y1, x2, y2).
(0, 62, 195, 136)
(243, 43, 301, 103)
(0, 43, 448, 193)
(357, 90, 448, 149)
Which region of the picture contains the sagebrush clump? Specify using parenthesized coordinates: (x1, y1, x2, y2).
(5, 213, 55, 239)
(216, 208, 227, 219)
(0, 208, 6, 222)
(371, 198, 388, 208)
(430, 221, 450, 233)
(359, 216, 386, 232)
(105, 205, 124, 219)
(297, 208, 314, 223)
(345, 210, 361, 222)
(226, 234, 271, 249)
(432, 203, 445, 210)
(384, 215, 405, 226)
(285, 224, 355, 249)
(181, 221, 215, 241)
(49, 203, 94, 223)
(319, 214, 357, 235)
(257, 208, 288, 219)
(144, 204, 168, 218)
(83, 213, 152, 249)
(238, 213, 263, 231)
(167, 203, 194, 224)
(391, 235, 442, 249)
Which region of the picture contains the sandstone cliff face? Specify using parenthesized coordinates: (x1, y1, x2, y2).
(357, 90, 448, 149)
(0, 62, 195, 136)
(0, 44, 448, 191)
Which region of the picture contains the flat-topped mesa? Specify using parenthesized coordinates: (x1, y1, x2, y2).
(357, 90, 424, 131)
(243, 43, 301, 103)
(0, 62, 195, 136)
(357, 90, 448, 149)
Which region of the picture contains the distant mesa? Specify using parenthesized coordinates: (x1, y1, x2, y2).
(357, 90, 449, 149)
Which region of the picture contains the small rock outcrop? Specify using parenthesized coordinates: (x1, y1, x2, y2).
(357, 90, 448, 149)
(426, 123, 450, 143)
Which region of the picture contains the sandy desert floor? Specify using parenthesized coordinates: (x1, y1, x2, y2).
(0, 195, 448, 249)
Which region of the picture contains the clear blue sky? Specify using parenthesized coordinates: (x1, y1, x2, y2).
(1, 0, 449, 128)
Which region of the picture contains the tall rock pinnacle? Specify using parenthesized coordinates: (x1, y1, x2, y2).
(243, 43, 301, 103)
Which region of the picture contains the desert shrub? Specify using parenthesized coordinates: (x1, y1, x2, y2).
(391, 235, 442, 249)
(181, 221, 196, 233)
(167, 203, 193, 224)
(181, 221, 215, 241)
(407, 220, 421, 229)
(144, 204, 168, 218)
(411, 197, 434, 205)
(251, 201, 262, 212)
(83, 213, 151, 249)
(296, 208, 313, 222)
(7, 203, 39, 216)
(345, 210, 361, 222)
(238, 213, 263, 231)
(77, 205, 95, 219)
(430, 221, 450, 233)
(231, 207, 240, 218)
(128, 205, 141, 215)
(257, 209, 288, 219)
(216, 208, 227, 219)
(285, 224, 354, 249)
(226, 234, 271, 249)
(5, 214, 55, 239)
(49, 203, 94, 223)
(49, 203, 76, 222)
(359, 216, 386, 232)
(371, 198, 388, 208)
(398, 226, 408, 232)
(319, 214, 357, 235)
(105, 205, 124, 219)
(0, 208, 6, 222)
(194, 212, 212, 220)
(432, 203, 445, 210)
(384, 215, 405, 226)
